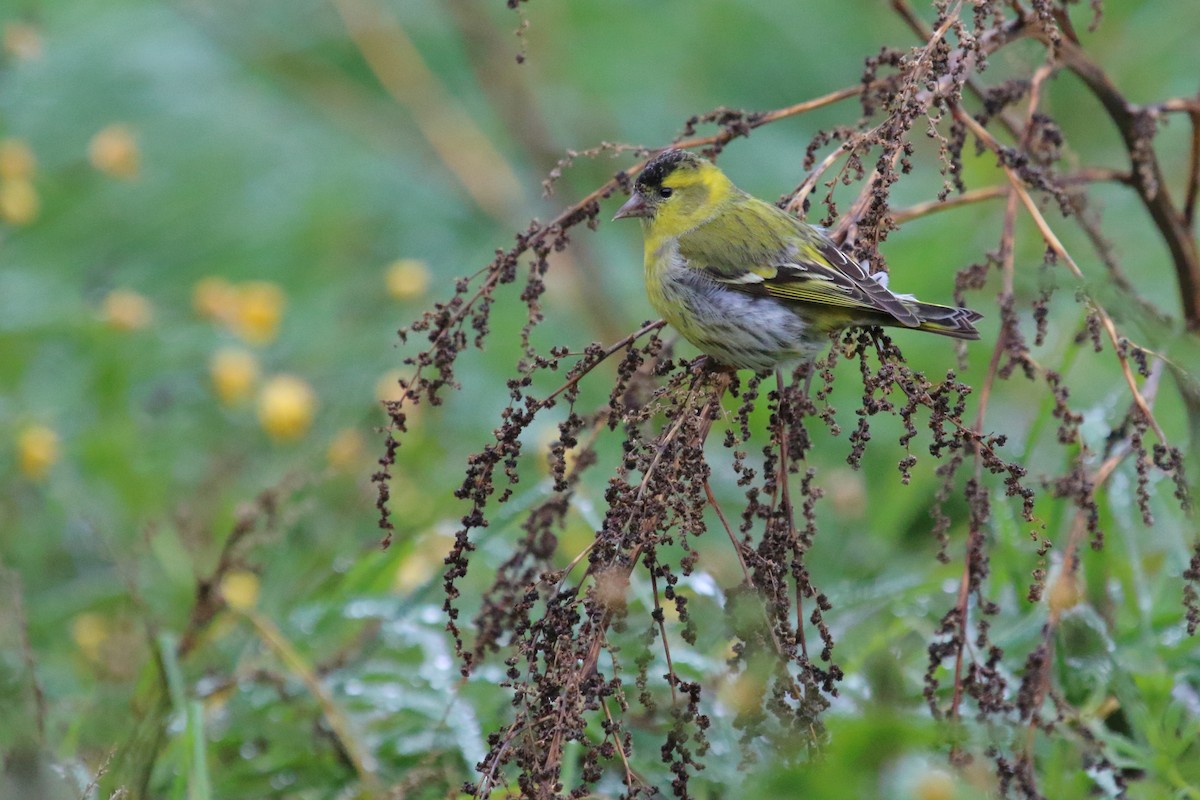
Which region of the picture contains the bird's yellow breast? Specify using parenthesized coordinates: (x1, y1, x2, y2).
(642, 235, 678, 316)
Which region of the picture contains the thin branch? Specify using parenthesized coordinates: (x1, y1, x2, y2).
(896, 0, 1198, 332)
(1019, 358, 1166, 755)
(244, 609, 382, 792)
(1059, 167, 1134, 186)
(1038, 33, 1200, 331)
(773, 369, 802, 641)
(1064, 362, 1164, 581)
(786, 143, 854, 216)
(742, 86, 867, 127)
(1145, 97, 1200, 115)
(649, 569, 680, 707)
(673, 85, 870, 158)
(891, 185, 1009, 225)
(889, 169, 1131, 226)
(951, 188, 1017, 724)
(600, 698, 643, 791)
(832, 146, 904, 245)
(956, 108, 1169, 443)
(331, 0, 523, 222)
(544, 320, 667, 404)
(704, 479, 753, 586)
(1185, 102, 1200, 229)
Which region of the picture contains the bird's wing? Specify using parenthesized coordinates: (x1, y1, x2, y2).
(678, 200, 921, 327)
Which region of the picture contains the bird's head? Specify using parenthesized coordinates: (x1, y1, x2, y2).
(613, 149, 735, 236)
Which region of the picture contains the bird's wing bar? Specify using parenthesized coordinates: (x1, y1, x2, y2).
(701, 238, 921, 327)
(773, 239, 921, 327)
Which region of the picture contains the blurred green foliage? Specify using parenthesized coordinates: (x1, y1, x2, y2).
(0, 0, 1197, 797)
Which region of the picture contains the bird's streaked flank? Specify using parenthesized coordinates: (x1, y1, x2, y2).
(614, 149, 981, 371)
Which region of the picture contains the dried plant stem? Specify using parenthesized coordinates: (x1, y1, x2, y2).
(948, 188, 1019, 723)
(772, 369, 806, 644)
(543, 321, 667, 404)
(955, 108, 1168, 443)
(601, 697, 643, 791)
(891, 185, 1009, 224)
(948, 556, 974, 723)
(528, 371, 731, 791)
(332, 0, 522, 221)
(1040, 34, 1200, 331)
(649, 568, 680, 706)
(1018, 359, 1166, 756)
(243, 609, 381, 792)
(704, 479, 753, 586)
(832, 148, 903, 246)
(738, 87, 866, 129)
(1185, 101, 1200, 229)
(1061, 359, 1166, 581)
(889, 168, 1131, 227)
(787, 144, 855, 216)
(893, 0, 1029, 137)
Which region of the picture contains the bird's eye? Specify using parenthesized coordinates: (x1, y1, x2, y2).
(658, 186, 673, 198)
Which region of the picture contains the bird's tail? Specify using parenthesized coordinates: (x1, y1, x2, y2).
(907, 301, 983, 340)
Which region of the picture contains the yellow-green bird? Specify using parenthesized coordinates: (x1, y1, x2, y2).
(614, 149, 981, 371)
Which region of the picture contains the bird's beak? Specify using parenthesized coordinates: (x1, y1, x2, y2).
(613, 193, 649, 221)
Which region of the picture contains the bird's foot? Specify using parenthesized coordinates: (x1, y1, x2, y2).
(689, 355, 736, 376)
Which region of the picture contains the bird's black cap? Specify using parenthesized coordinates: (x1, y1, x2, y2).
(635, 149, 700, 189)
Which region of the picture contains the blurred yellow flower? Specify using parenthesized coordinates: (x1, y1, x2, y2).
(192, 276, 239, 323)
(718, 668, 767, 716)
(825, 468, 866, 520)
(70, 613, 142, 679)
(209, 347, 260, 406)
(374, 369, 410, 405)
(220, 570, 260, 611)
(17, 424, 59, 480)
(0, 138, 36, 180)
(1048, 569, 1080, 617)
(71, 612, 110, 663)
(385, 258, 431, 301)
(88, 123, 139, 179)
(912, 768, 957, 800)
(2, 21, 42, 61)
(232, 281, 285, 344)
(327, 427, 366, 472)
(394, 532, 453, 594)
(258, 374, 316, 441)
(0, 178, 39, 225)
(101, 288, 153, 331)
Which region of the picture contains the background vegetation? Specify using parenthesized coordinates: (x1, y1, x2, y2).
(1, 0, 1197, 798)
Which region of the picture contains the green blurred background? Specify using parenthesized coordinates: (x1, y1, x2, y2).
(1, 0, 1198, 797)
